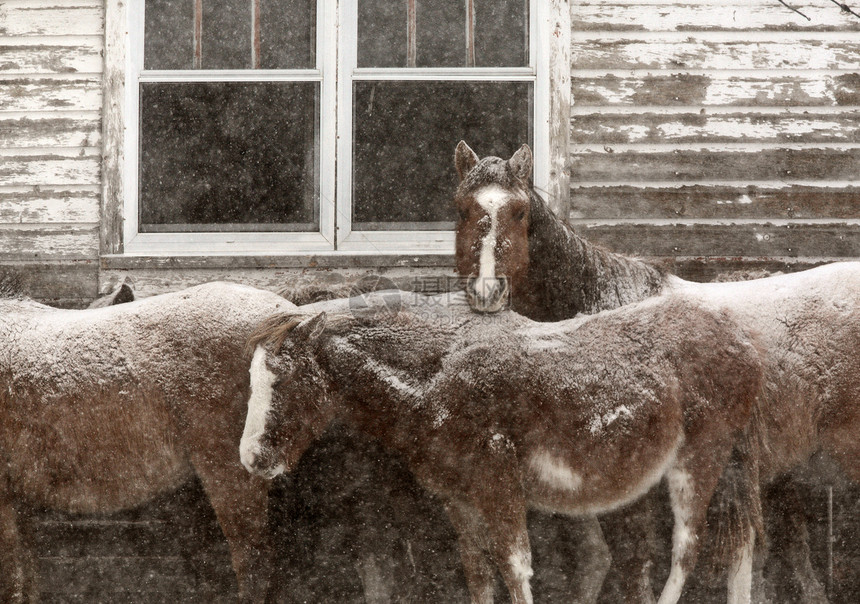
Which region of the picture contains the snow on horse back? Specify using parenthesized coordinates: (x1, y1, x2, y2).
(241, 293, 765, 604)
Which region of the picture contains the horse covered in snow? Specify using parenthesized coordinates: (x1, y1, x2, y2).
(240, 293, 765, 604)
(0, 282, 294, 603)
(453, 141, 860, 602)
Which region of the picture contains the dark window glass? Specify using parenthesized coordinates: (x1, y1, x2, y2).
(202, 0, 251, 69)
(139, 82, 319, 232)
(357, 0, 528, 68)
(352, 81, 531, 229)
(144, 0, 315, 70)
(261, 0, 316, 69)
(144, 0, 194, 70)
(416, 0, 465, 67)
(357, 1, 406, 67)
(475, 0, 528, 67)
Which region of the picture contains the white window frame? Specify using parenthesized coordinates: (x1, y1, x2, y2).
(114, 0, 552, 257)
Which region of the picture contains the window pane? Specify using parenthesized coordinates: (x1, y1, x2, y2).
(357, 1, 406, 67)
(144, 0, 315, 70)
(357, 0, 528, 68)
(416, 0, 465, 67)
(139, 82, 319, 232)
(352, 81, 531, 229)
(475, 0, 528, 67)
(144, 0, 194, 70)
(203, 0, 251, 69)
(261, 0, 316, 69)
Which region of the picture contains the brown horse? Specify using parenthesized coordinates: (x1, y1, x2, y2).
(454, 141, 860, 602)
(0, 281, 295, 603)
(240, 294, 765, 604)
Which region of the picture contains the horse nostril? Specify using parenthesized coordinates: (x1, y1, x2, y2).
(240, 443, 265, 474)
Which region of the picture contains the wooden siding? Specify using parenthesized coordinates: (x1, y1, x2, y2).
(0, 0, 102, 305)
(569, 0, 860, 265)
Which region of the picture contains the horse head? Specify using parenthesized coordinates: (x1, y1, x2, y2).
(240, 312, 338, 479)
(454, 141, 532, 313)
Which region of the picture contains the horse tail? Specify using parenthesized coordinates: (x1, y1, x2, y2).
(0, 272, 23, 299)
(703, 425, 765, 576)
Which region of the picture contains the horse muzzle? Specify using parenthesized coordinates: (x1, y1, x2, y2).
(465, 276, 510, 313)
(240, 440, 286, 479)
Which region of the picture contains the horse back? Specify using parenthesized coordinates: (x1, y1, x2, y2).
(0, 282, 294, 512)
(673, 262, 860, 476)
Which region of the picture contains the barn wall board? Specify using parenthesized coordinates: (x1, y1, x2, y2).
(0, 0, 103, 305)
(569, 0, 860, 267)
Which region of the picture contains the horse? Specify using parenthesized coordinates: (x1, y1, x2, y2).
(0, 281, 295, 603)
(453, 141, 860, 602)
(240, 293, 766, 604)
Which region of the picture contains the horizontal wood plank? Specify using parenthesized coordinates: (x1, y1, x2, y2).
(666, 256, 834, 283)
(570, 147, 860, 182)
(98, 266, 458, 299)
(0, 77, 102, 111)
(570, 185, 860, 220)
(0, 115, 101, 148)
(577, 222, 860, 258)
(571, 73, 860, 106)
(0, 224, 98, 260)
(572, 111, 860, 144)
(0, 259, 97, 304)
(0, 2, 103, 37)
(0, 151, 100, 186)
(571, 38, 860, 71)
(0, 188, 99, 223)
(0, 41, 103, 75)
(573, 2, 860, 33)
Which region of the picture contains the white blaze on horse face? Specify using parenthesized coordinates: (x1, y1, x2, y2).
(239, 346, 279, 473)
(529, 450, 583, 492)
(474, 185, 510, 301)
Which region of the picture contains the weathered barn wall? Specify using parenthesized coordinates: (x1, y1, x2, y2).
(0, 0, 102, 305)
(569, 0, 860, 275)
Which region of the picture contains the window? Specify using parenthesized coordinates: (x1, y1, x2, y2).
(122, 1, 550, 255)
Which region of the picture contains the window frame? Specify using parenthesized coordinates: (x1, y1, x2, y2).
(105, 0, 560, 258)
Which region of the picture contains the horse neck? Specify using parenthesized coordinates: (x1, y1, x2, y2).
(321, 334, 425, 416)
(522, 193, 666, 321)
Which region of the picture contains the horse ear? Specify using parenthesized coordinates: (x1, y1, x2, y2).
(508, 144, 533, 182)
(293, 312, 328, 343)
(455, 140, 479, 181)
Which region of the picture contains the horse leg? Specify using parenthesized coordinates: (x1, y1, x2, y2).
(599, 491, 658, 604)
(763, 477, 828, 604)
(0, 483, 36, 603)
(657, 453, 729, 604)
(727, 530, 755, 604)
(570, 516, 612, 603)
(445, 501, 497, 604)
(189, 450, 273, 604)
(473, 495, 534, 604)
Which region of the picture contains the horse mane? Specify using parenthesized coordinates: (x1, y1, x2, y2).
(525, 188, 667, 318)
(245, 311, 358, 357)
(278, 274, 398, 306)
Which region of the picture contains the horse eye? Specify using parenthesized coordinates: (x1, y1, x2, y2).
(458, 207, 470, 220)
(513, 209, 526, 221)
